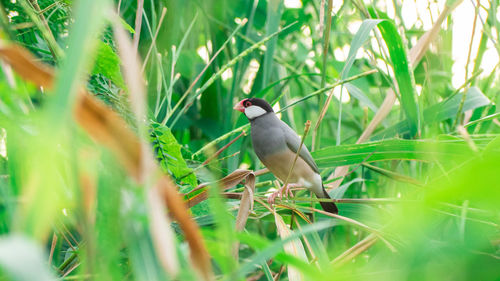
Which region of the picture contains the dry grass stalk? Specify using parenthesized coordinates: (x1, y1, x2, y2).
(148, 184, 180, 276)
(113, 19, 183, 278)
(186, 169, 254, 207)
(232, 172, 256, 259)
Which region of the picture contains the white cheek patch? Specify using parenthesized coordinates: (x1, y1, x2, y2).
(245, 105, 267, 119)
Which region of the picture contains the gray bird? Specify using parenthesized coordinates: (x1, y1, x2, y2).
(234, 98, 338, 214)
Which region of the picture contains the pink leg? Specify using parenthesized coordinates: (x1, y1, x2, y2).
(267, 183, 301, 206)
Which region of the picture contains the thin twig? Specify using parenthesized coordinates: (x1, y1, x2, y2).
(453, 0, 480, 128)
(132, 0, 144, 52)
(202, 131, 246, 165)
(59, 222, 78, 248)
(254, 197, 274, 213)
(20, 0, 62, 60)
(278, 69, 378, 113)
(320, 0, 333, 89)
(37, 1, 60, 15)
(62, 262, 80, 278)
(141, 7, 167, 72)
(48, 232, 57, 266)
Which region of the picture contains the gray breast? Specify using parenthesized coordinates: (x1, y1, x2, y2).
(250, 113, 287, 161)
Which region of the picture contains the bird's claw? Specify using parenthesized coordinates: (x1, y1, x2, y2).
(267, 184, 296, 206)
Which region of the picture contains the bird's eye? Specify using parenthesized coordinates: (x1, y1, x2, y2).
(244, 100, 252, 107)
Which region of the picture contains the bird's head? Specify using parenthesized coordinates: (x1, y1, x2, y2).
(233, 98, 274, 120)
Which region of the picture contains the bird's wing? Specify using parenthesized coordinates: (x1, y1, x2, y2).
(281, 122, 320, 174)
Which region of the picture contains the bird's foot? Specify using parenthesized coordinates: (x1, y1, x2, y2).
(267, 183, 300, 206)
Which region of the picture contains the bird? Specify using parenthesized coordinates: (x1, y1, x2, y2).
(234, 98, 338, 214)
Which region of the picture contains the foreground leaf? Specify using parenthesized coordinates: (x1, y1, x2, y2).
(0, 235, 57, 281)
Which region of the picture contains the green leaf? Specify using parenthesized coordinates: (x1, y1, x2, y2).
(234, 221, 336, 279)
(339, 20, 381, 113)
(341, 19, 382, 79)
(373, 86, 491, 139)
(92, 42, 125, 88)
(369, 9, 421, 137)
(312, 138, 478, 167)
(150, 122, 197, 187)
(345, 82, 378, 112)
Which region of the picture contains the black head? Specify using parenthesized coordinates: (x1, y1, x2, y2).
(234, 98, 274, 120)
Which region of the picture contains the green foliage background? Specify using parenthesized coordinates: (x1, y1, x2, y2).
(0, 0, 499, 280)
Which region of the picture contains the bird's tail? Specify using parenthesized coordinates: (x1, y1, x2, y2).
(316, 187, 338, 214)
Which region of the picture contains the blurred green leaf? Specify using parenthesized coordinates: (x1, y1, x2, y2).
(0, 235, 57, 281)
(49, 0, 111, 125)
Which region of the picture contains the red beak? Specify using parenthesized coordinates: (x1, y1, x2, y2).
(233, 100, 245, 112)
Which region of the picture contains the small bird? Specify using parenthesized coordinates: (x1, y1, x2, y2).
(234, 98, 338, 214)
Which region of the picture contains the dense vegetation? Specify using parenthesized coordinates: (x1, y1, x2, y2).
(0, 0, 499, 280)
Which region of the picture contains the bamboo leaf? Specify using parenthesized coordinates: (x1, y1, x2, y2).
(235, 221, 336, 279)
(368, 9, 421, 137)
(312, 138, 478, 167)
(345, 82, 378, 112)
(373, 87, 491, 139)
(341, 19, 383, 79)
